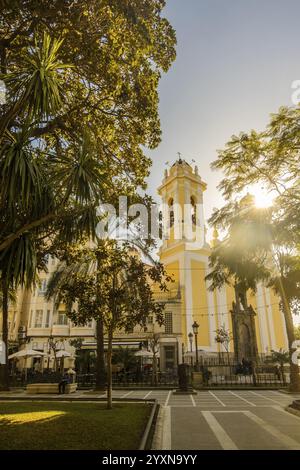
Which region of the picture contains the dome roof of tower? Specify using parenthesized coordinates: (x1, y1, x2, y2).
(172, 158, 191, 168)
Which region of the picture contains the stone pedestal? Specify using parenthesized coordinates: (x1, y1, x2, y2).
(192, 371, 204, 389)
(231, 302, 258, 362)
(173, 363, 197, 395)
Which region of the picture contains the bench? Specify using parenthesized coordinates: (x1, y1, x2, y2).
(26, 383, 77, 394)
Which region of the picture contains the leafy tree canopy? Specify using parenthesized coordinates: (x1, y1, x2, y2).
(211, 106, 300, 237)
(0, 0, 176, 284)
(49, 241, 170, 332)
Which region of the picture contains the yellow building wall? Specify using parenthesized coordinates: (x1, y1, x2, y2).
(191, 259, 210, 346)
(213, 289, 221, 353)
(163, 260, 180, 285)
(248, 291, 263, 353)
(160, 245, 184, 260)
(178, 182, 185, 206)
(268, 290, 286, 350)
(161, 259, 187, 343)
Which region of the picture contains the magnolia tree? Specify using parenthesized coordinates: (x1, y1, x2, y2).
(54, 242, 171, 409)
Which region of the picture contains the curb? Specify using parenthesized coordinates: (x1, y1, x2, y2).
(0, 396, 156, 403)
(151, 405, 171, 450)
(195, 387, 287, 391)
(278, 389, 300, 395)
(139, 400, 159, 450)
(79, 386, 176, 391)
(285, 405, 300, 418)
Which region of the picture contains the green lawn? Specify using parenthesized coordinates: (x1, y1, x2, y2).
(0, 402, 151, 450)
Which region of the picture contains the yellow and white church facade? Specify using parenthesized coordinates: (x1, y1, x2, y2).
(3, 159, 288, 371)
(157, 158, 288, 364)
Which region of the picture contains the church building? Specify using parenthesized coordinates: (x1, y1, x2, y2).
(3, 159, 288, 372)
(158, 158, 288, 365)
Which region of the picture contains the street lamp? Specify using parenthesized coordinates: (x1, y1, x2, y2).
(182, 343, 185, 364)
(192, 321, 199, 369)
(188, 332, 193, 367)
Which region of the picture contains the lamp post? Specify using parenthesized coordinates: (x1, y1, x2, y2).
(182, 343, 185, 364)
(188, 332, 193, 366)
(192, 321, 199, 370)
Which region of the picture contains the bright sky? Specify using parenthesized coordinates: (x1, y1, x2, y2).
(147, 0, 300, 222)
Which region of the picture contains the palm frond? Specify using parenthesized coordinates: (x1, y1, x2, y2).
(4, 32, 72, 121)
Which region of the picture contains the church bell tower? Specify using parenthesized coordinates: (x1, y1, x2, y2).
(157, 157, 215, 349)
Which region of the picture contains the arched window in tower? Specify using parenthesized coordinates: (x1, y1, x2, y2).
(191, 196, 197, 225)
(159, 210, 163, 239)
(168, 198, 174, 228)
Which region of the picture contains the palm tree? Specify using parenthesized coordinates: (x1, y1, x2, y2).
(208, 197, 300, 392)
(0, 32, 108, 389)
(267, 349, 289, 385)
(0, 234, 38, 390)
(112, 347, 138, 372)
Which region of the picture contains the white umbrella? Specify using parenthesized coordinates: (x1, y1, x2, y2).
(8, 349, 46, 359)
(54, 350, 73, 373)
(135, 350, 159, 358)
(184, 351, 194, 357)
(8, 349, 46, 381)
(55, 350, 72, 358)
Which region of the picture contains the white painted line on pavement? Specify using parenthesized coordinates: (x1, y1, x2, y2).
(143, 391, 152, 399)
(171, 405, 194, 408)
(209, 391, 226, 407)
(212, 410, 248, 413)
(229, 391, 256, 407)
(165, 390, 172, 407)
(249, 391, 281, 405)
(243, 410, 300, 450)
(190, 395, 196, 407)
(121, 391, 133, 398)
(202, 411, 238, 450)
(162, 406, 172, 450)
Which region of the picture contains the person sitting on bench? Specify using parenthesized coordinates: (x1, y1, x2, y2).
(59, 373, 70, 394)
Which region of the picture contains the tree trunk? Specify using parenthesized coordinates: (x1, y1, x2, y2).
(279, 280, 300, 392)
(252, 359, 257, 386)
(107, 327, 113, 410)
(95, 249, 107, 391)
(54, 349, 58, 372)
(280, 363, 286, 385)
(226, 349, 232, 376)
(95, 319, 106, 390)
(0, 278, 9, 391)
(152, 354, 158, 386)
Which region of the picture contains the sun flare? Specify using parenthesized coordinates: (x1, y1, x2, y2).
(248, 184, 275, 208)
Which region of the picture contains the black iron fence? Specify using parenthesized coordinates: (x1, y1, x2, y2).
(200, 366, 287, 388)
(77, 366, 287, 389)
(77, 371, 178, 389)
(76, 373, 96, 388)
(112, 370, 178, 387)
(13, 356, 288, 390)
(186, 354, 288, 388)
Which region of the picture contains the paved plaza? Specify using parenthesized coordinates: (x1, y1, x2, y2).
(1, 389, 300, 450)
(109, 389, 300, 450)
